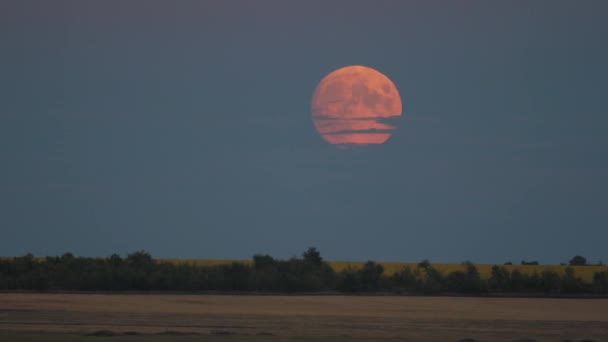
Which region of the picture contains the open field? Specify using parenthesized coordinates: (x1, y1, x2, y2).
(1, 294, 607, 341)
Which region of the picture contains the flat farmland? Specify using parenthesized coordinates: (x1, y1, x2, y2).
(1, 294, 607, 341)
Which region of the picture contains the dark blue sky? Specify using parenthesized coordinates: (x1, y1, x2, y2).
(1, 1, 607, 264)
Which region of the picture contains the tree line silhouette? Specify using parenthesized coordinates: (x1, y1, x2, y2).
(1, 248, 607, 295)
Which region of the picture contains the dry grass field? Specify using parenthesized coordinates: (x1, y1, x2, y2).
(0, 293, 607, 341)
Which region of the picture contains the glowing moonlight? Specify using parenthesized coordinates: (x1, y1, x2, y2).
(311, 65, 402, 147)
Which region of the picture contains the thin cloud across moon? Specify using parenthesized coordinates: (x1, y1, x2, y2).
(311, 65, 402, 147)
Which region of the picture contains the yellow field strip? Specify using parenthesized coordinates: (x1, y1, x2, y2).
(158, 259, 606, 282)
(2, 257, 605, 282)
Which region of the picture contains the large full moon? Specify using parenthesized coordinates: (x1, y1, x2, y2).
(311, 65, 402, 147)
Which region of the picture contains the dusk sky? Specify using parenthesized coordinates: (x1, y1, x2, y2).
(1, 1, 607, 264)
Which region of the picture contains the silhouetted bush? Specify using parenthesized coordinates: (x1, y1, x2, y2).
(521, 260, 539, 265)
(569, 255, 587, 266)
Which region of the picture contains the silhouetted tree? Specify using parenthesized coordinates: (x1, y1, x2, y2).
(569, 255, 587, 266)
(360, 261, 384, 291)
(593, 271, 608, 293)
(253, 254, 276, 270)
(417, 259, 431, 270)
(337, 268, 360, 292)
(488, 265, 510, 292)
(521, 260, 539, 265)
(539, 270, 561, 293)
(510, 269, 525, 292)
(445, 261, 484, 293)
(391, 266, 416, 292)
(561, 267, 584, 293)
(126, 250, 153, 268)
(302, 247, 323, 267)
(417, 264, 443, 294)
(109, 253, 122, 266)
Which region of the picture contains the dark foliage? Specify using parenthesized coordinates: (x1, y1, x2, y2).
(445, 262, 485, 293)
(1, 250, 607, 295)
(569, 255, 587, 266)
(521, 260, 539, 265)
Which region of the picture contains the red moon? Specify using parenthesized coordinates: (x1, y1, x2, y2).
(311, 65, 403, 147)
